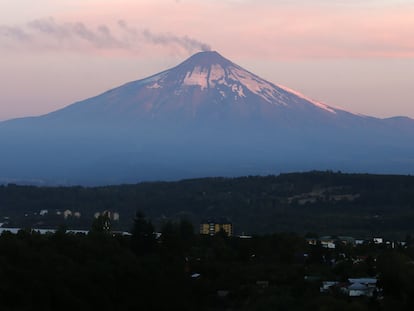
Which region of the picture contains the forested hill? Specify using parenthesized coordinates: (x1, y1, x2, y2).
(1, 171, 414, 238)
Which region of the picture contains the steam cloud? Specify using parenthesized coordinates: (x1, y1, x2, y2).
(117, 20, 211, 53)
(0, 18, 211, 54)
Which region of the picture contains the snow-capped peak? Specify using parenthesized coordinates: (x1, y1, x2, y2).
(150, 51, 338, 114)
(54, 50, 348, 122)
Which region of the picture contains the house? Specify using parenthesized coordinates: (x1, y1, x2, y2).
(0, 227, 90, 235)
(347, 283, 374, 297)
(320, 281, 339, 293)
(321, 278, 377, 297)
(63, 210, 72, 219)
(318, 236, 356, 249)
(319, 236, 336, 249)
(348, 278, 377, 287)
(200, 218, 233, 236)
(355, 239, 365, 245)
(113, 212, 120, 221)
(238, 234, 252, 239)
(344, 278, 377, 297)
(306, 238, 318, 245)
(338, 236, 355, 245)
(373, 237, 383, 244)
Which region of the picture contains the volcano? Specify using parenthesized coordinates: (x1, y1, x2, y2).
(1, 51, 414, 185)
(40, 51, 354, 124)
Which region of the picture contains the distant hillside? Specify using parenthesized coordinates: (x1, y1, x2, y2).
(1, 171, 414, 238)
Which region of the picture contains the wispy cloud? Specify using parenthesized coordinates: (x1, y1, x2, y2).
(0, 17, 211, 54)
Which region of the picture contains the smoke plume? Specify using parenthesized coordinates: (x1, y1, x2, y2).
(0, 18, 211, 54)
(118, 20, 211, 52)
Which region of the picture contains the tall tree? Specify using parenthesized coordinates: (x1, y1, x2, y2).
(131, 211, 155, 255)
(91, 212, 111, 234)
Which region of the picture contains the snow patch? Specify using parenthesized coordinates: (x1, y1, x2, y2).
(228, 67, 283, 104)
(183, 66, 209, 90)
(176, 61, 340, 114)
(231, 84, 246, 98)
(276, 84, 337, 114)
(208, 64, 226, 87)
(146, 82, 162, 89)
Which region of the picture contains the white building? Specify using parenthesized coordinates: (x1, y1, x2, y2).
(346, 278, 377, 297)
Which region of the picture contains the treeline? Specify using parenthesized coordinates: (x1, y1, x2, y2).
(0, 216, 414, 310)
(1, 171, 414, 237)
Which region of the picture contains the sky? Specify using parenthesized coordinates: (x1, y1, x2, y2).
(1, 0, 414, 121)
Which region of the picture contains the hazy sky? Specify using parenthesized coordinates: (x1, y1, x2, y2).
(1, 0, 413, 121)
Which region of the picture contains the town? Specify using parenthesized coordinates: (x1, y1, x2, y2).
(0, 213, 412, 310)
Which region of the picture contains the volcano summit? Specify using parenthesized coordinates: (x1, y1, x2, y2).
(1, 51, 414, 185)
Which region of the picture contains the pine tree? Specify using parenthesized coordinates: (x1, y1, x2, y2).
(131, 211, 155, 255)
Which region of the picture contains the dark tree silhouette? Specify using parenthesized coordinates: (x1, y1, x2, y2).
(131, 211, 155, 255)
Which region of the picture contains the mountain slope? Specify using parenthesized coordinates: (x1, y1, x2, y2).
(1, 51, 414, 185)
(41, 51, 357, 124)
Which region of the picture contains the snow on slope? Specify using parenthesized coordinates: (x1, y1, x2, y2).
(44, 50, 359, 123)
(275, 84, 337, 114)
(142, 51, 341, 115)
